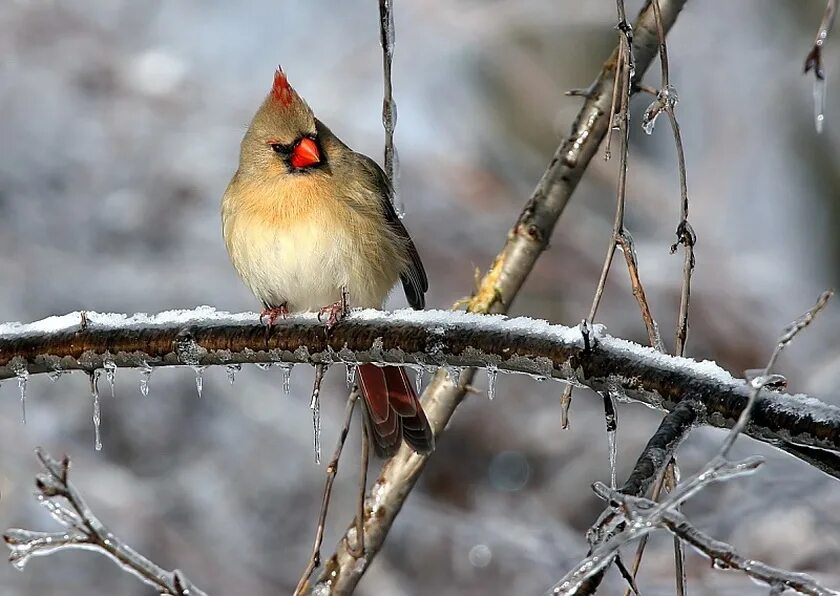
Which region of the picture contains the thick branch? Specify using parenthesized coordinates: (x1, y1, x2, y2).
(2, 308, 839, 476)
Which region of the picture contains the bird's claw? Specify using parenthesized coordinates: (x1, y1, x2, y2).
(318, 290, 349, 330)
(260, 305, 288, 340)
(318, 301, 345, 330)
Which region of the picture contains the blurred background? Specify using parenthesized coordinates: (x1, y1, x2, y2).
(1, 1, 839, 594)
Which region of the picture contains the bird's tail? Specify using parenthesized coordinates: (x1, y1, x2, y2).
(357, 364, 434, 457)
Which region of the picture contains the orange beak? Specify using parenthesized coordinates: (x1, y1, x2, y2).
(290, 137, 321, 168)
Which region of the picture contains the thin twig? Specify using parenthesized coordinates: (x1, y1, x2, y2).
(606, 489, 839, 596)
(4, 449, 207, 596)
(588, 0, 634, 323)
(294, 390, 361, 596)
(557, 292, 835, 596)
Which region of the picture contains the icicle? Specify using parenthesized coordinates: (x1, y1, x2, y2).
(814, 75, 827, 133)
(310, 365, 325, 464)
(103, 359, 117, 399)
(345, 363, 357, 389)
(139, 362, 152, 397)
(90, 370, 102, 451)
(414, 366, 424, 394)
(279, 363, 293, 394)
(486, 366, 498, 401)
(15, 365, 29, 425)
(192, 366, 206, 398)
(445, 366, 462, 384)
(602, 393, 618, 489)
(48, 367, 65, 383)
(225, 363, 241, 385)
(255, 363, 273, 371)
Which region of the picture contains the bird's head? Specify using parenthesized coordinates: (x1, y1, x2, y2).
(240, 67, 324, 176)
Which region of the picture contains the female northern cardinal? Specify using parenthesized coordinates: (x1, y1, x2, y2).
(221, 68, 433, 457)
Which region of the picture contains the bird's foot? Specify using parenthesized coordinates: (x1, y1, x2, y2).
(260, 305, 289, 339)
(318, 290, 349, 330)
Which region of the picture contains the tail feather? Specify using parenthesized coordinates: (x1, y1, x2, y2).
(358, 364, 434, 457)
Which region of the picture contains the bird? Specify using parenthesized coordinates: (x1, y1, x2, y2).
(221, 67, 433, 457)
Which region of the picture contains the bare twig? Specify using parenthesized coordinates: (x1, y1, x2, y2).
(554, 291, 835, 596)
(588, 0, 634, 323)
(599, 488, 840, 596)
(294, 389, 361, 596)
(4, 448, 207, 596)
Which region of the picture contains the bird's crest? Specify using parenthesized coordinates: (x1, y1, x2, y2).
(272, 67, 294, 107)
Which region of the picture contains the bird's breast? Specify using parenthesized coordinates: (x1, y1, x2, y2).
(222, 178, 404, 311)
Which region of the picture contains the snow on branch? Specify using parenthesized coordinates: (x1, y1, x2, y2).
(4, 448, 207, 596)
(1, 306, 839, 476)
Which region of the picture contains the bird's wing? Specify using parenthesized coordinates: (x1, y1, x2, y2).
(356, 154, 428, 310)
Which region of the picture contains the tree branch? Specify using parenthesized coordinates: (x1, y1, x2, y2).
(2, 307, 839, 476)
(4, 448, 207, 596)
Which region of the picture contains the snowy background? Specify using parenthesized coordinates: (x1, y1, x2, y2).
(1, 1, 840, 594)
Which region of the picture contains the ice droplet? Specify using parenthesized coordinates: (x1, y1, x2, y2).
(345, 363, 357, 389)
(103, 359, 117, 399)
(255, 363, 273, 371)
(279, 363, 294, 394)
(90, 370, 102, 451)
(14, 365, 29, 425)
(414, 367, 424, 394)
(139, 362, 152, 397)
(487, 366, 498, 401)
(226, 363, 241, 385)
(193, 366, 206, 398)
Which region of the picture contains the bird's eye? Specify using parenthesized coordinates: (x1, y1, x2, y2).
(270, 143, 289, 155)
